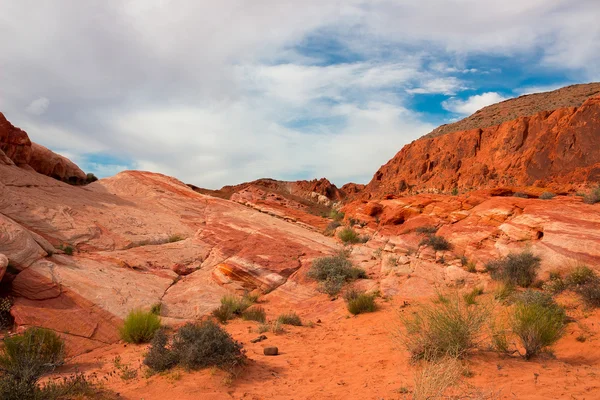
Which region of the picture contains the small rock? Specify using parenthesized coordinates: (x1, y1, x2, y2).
(251, 335, 267, 343)
(263, 346, 278, 356)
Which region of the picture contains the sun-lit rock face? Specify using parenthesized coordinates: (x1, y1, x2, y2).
(0, 112, 86, 184)
(363, 85, 600, 198)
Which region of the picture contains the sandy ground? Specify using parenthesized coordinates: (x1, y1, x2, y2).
(52, 293, 600, 400)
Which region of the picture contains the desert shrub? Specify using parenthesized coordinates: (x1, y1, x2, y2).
(463, 287, 483, 305)
(451, 187, 459, 196)
(277, 312, 302, 326)
(419, 235, 452, 251)
(415, 225, 438, 235)
(329, 209, 345, 221)
(543, 275, 567, 294)
(399, 294, 489, 361)
(144, 321, 246, 373)
(85, 172, 98, 184)
(0, 297, 13, 330)
(387, 256, 398, 267)
(412, 357, 462, 400)
(338, 227, 360, 244)
(0, 328, 64, 399)
(308, 252, 366, 296)
(143, 329, 178, 372)
(583, 186, 600, 204)
(539, 192, 556, 200)
(344, 289, 377, 315)
(566, 265, 598, 286)
(120, 309, 161, 344)
(494, 282, 515, 302)
(241, 306, 266, 323)
(486, 251, 541, 287)
(173, 321, 246, 371)
(58, 244, 74, 255)
(577, 283, 600, 307)
(513, 192, 528, 198)
(39, 373, 116, 400)
(511, 290, 565, 359)
(150, 302, 162, 315)
(168, 234, 185, 243)
(324, 221, 341, 236)
(212, 294, 255, 323)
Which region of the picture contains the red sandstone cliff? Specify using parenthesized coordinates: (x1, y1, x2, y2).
(0, 112, 87, 184)
(364, 84, 600, 198)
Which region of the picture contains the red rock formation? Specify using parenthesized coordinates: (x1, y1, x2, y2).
(0, 112, 86, 184)
(364, 93, 600, 198)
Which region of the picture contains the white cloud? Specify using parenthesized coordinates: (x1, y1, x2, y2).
(25, 97, 50, 115)
(442, 92, 508, 115)
(514, 83, 571, 96)
(0, 0, 598, 188)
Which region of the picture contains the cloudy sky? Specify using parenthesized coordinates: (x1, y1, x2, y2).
(1, 0, 599, 188)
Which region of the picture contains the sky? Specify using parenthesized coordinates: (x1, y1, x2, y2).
(1, 0, 599, 189)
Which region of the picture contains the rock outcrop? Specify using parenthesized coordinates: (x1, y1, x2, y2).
(364, 85, 600, 198)
(0, 112, 87, 184)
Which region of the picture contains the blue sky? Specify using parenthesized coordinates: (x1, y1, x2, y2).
(0, 0, 598, 188)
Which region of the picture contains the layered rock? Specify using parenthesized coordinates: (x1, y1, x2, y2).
(0, 112, 86, 183)
(364, 85, 600, 198)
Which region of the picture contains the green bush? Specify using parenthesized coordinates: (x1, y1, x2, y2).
(329, 209, 345, 221)
(539, 192, 556, 200)
(0, 328, 65, 399)
(463, 287, 483, 305)
(120, 309, 161, 344)
(277, 312, 302, 326)
(577, 283, 600, 307)
(308, 252, 366, 296)
(338, 227, 360, 244)
(344, 289, 377, 315)
(399, 294, 488, 361)
(419, 235, 452, 251)
(486, 251, 541, 287)
(212, 294, 255, 323)
(241, 306, 266, 323)
(511, 290, 565, 359)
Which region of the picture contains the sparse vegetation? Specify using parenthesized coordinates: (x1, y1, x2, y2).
(494, 282, 515, 302)
(513, 192, 529, 198)
(150, 302, 162, 315)
(566, 265, 598, 287)
(463, 287, 483, 305)
(120, 308, 161, 344)
(419, 235, 452, 251)
(85, 172, 98, 184)
(511, 291, 566, 359)
(58, 244, 74, 255)
(451, 187, 459, 196)
(344, 289, 377, 315)
(308, 252, 366, 296)
(212, 293, 256, 323)
(168, 234, 185, 243)
(583, 186, 600, 204)
(539, 191, 556, 200)
(144, 321, 246, 373)
(387, 256, 398, 267)
(0, 328, 65, 399)
(415, 225, 438, 235)
(277, 312, 302, 326)
(329, 209, 345, 221)
(399, 294, 489, 361)
(241, 306, 266, 323)
(412, 357, 463, 400)
(486, 251, 541, 287)
(0, 297, 13, 330)
(324, 221, 341, 236)
(338, 227, 360, 244)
